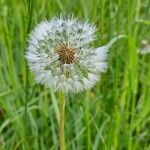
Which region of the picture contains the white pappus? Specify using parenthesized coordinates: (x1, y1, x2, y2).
(26, 16, 109, 93)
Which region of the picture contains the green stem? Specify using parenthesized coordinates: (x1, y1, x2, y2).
(86, 91, 91, 150)
(60, 93, 66, 150)
(25, 0, 33, 149)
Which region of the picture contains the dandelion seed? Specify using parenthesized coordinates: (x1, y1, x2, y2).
(26, 17, 108, 93)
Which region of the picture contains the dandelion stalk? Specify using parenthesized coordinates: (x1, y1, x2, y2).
(60, 93, 66, 150)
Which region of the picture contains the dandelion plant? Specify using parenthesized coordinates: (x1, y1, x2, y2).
(25, 16, 124, 150)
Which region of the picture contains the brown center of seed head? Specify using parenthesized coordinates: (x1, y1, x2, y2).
(57, 43, 75, 64)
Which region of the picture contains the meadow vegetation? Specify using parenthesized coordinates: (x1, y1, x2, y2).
(0, 0, 150, 149)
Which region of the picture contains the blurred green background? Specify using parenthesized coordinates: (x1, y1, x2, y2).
(0, 0, 150, 149)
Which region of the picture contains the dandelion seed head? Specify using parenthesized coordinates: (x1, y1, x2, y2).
(26, 17, 108, 93)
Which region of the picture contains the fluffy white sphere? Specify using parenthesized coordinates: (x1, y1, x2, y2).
(26, 17, 108, 93)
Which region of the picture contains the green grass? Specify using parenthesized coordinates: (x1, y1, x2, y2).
(0, 0, 150, 149)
